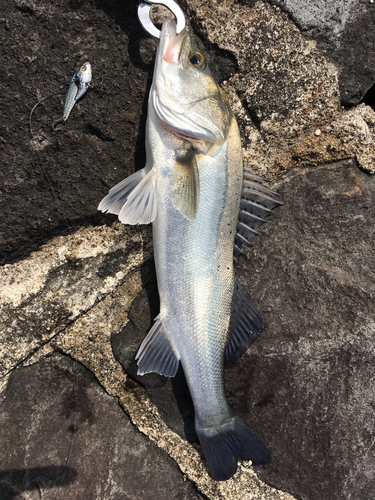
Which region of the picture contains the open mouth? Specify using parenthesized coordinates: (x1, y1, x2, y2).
(163, 32, 186, 64)
(160, 19, 187, 66)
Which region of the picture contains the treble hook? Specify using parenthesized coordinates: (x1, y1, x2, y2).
(138, 0, 186, 39)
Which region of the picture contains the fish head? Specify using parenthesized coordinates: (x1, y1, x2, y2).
(152, 18, 231, 146)
(75, 62, 92, 86)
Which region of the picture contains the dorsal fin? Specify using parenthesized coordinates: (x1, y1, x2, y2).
(225, 280, 262, 364)
(136, 315, 180, 377)
(235, 170, 282, 253)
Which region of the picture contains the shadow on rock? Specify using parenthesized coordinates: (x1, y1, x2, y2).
(0, 466, 77, 500)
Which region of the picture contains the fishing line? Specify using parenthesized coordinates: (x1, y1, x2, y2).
(29, 83, 73, 232)
(29, 83, 69, 140)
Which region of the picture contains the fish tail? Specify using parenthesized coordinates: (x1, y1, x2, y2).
(196, 415, 271, 481)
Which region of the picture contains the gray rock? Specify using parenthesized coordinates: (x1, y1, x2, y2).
(0, 0, 154, 264)
(0, 224, 152, 380)
(0, 355, 203, 500)
(229, 159, 375, 500)
(268, 0, 375, 105)
(1, 0, 375, 498)
(1, 0, 374, 267)
(0, 0, 236, 266)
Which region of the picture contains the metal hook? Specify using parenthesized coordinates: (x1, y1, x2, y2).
(138, 0, 186, 39)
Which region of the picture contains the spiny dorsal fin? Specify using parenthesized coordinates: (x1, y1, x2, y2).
(172, 149, 199, 221)
(225, 280, 262, 364)
(136, 315, 179, 377)
(235, 170, 282, 253)
(98, 168, 157, 225)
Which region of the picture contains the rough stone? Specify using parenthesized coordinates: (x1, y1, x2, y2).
(0, 0, 236, 266)
(230, 159, 375, 500)
(178, 0, 375, 179)
(182, 0, 339, 124)
(269, 0, 375, 105)
(0, 223, 296, 499)
(0, 223, 152, 380)
(109, 158, 375, 500)
(2, 0, 374, 266)
(0, 0, 154, 265)
(0, 356, 203, 500)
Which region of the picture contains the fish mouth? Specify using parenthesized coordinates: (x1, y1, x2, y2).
(156, 18, 186, 68)
(162, 23, 186, 65)
(152, 19, 229, 145)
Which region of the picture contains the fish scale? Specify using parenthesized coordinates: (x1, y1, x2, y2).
(153, 115, 240, 428)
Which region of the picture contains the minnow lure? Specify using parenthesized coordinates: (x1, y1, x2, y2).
(61, 62, 92, 123)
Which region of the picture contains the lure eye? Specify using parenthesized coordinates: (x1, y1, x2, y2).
(189, 52, 206, 69)
(81, 66, 86, 71)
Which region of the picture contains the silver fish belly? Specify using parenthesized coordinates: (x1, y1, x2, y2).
(98, 18, 281, 480)
(151, 112, 241, 425)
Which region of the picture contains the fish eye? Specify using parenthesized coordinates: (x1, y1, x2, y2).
(81, 66, 86, 71)
(189, 52, 206, 69)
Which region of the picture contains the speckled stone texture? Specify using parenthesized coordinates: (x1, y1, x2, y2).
(109, 158, 375, 499)
(269, 0, 375, 105)
(233, 159, 375, 500)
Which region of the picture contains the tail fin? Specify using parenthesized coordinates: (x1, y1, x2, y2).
(196, 415, 271, 481)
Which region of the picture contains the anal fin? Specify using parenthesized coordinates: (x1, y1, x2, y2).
(136, 315, 179, 377)
(225, 280, 262, 364)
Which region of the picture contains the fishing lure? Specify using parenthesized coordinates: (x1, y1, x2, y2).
(30, 62, 96, 137)
(61, 62, 92, 123)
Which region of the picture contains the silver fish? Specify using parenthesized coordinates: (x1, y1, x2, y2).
(62, 62, 92, 122)
(99, 19, 281, 480)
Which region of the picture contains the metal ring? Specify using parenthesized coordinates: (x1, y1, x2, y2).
(138, 0, 186, 39)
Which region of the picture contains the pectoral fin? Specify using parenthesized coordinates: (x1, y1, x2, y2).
(225, 280, 262, 364)
(136, 315, 179, 377)
(172, 149, 199, 221)
(98, 168, 157, 225)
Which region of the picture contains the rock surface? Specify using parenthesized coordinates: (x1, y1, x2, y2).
(111, 159, 375, 500)
(180, 0, 375, 176)
(233, 159, 375, 500)
(1, 0, 375, 499)
(0, 356, 203, 500)
(270, 0, 375, 105)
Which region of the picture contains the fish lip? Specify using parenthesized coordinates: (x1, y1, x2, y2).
(153, 19, 185, 98)
(178, 35, 186, 64)
(159, 18, 186, 67)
